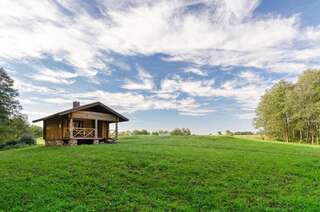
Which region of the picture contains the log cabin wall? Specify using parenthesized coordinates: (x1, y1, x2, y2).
(45, 118, 62, 140)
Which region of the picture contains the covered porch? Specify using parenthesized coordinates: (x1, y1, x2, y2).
(67, 118, 118, 141)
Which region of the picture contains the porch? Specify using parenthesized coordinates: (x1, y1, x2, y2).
(63, 113, 119, 141)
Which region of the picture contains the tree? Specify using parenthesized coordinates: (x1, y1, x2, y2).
(30, 125, 43, 138)
(0, 67, 21, 121)
(133, 129, 150, 135)
(170, 128, 191, 136)
(290, 70, 320, 144)
(225, 130, 233, 136)
(255, 80, 293, 142)
(255, 69, 320, 144)
(151, 131, 159, 136)
(0, 68, 25, 143)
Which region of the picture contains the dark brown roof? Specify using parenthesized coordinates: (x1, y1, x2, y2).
(32, 102, 129, 123)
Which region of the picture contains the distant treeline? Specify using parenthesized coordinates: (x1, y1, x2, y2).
(0, 68, 42, 149)
(255, 69, 320, 144)
(214, 130, 254, 136)
(119, 128, 192, 136)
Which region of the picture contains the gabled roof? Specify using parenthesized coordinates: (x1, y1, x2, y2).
(32, 102, 129, 123)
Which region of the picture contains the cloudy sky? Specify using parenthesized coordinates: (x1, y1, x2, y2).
(1, 0, 320, 134)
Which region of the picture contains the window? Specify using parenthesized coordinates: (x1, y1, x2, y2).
(73, 120, 84, 128)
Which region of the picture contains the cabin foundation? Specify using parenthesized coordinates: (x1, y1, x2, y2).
(68, 139, 78, 146)
(45, 140, 64, 146)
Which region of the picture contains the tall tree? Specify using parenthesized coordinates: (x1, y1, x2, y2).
(0, 68, 24, 143)
(256, 69, 320, 144)
(255, 80, 293, 142)
(0, 67, 21, 121)
(292, 70, 320, 144)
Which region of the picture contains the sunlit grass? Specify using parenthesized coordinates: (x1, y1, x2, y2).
(36, 137, 45, 145)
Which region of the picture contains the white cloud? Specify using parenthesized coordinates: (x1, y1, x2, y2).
(184, 67, 208, 76)
(29, 89, 213, 117)
(2, 0, 320, 121)
(13, 78, 64, 94)
(303, 26, 320, 42)
(1, 0, 317, 78)
(122, 68, 154, 90)
(31, 68, 77, 84)
(239, 71, 262, 83)
(159, 71, 271, 110)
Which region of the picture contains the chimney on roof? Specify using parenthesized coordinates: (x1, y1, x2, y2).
(73, 101, 80, 108)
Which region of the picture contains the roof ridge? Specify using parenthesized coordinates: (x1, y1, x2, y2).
(33, 102, 129, 123)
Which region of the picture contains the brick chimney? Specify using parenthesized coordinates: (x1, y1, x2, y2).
(73, 101, 80, 108)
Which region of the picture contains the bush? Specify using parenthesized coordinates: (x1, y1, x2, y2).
(0, 135, 36, 151)
(19, 135, 36, 145)
(5, 140, 18, 146)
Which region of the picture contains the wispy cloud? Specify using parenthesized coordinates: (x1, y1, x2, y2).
(2, 0, 320, 127)
(122, 68, 154, 90)
(13, 78, 64, 94)
(31, 68, 77, 85)
(1, 0, 319, 77)
(184, 67, 208, 76)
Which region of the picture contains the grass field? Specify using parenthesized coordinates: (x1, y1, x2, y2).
(1, 136, 320, 210)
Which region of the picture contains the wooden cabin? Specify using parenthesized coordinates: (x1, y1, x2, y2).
(33, 101, 129, 146)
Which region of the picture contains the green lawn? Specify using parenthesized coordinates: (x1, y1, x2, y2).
(1, 136, 320, 210)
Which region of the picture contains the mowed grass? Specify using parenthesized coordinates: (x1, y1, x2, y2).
(1, 136, 320, 211)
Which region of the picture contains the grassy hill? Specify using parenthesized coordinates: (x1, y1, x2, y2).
(1, 136, 320, 210)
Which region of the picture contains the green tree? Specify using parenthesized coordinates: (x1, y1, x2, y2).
(0, 68, 32, 144)
(133, 129, 150, 135)
(290, 70, 320, 144)
(255, 80, 293, 142)
(255, 70, 320, 144)
(30, 125, 43, 138)
(0, 67, 21, 121)
(225, 130, 233, 136)
(170, 128, 191, 136)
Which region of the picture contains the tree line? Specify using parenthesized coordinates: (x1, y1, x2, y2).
(255, 69, 320, 144)
(0, 68, 42, 149)
(119, 128, 192, 136)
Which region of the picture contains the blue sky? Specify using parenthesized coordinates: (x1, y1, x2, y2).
(1, 0, 320, 134)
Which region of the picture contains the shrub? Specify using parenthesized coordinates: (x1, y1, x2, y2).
(5, 140, 18, 146)
(19, 135, 36, 145)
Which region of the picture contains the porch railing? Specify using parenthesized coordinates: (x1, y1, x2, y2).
(73, 128, 96, 138)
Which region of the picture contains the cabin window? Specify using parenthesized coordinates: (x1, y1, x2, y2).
(73, 120, 84, 128)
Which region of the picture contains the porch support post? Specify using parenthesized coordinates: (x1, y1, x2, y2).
(115, 118, 118, 140)
(69, 118, 73, 139)
(95, 119, 98, 139)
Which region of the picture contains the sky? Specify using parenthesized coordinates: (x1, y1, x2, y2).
(1, 0, 320, 134)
